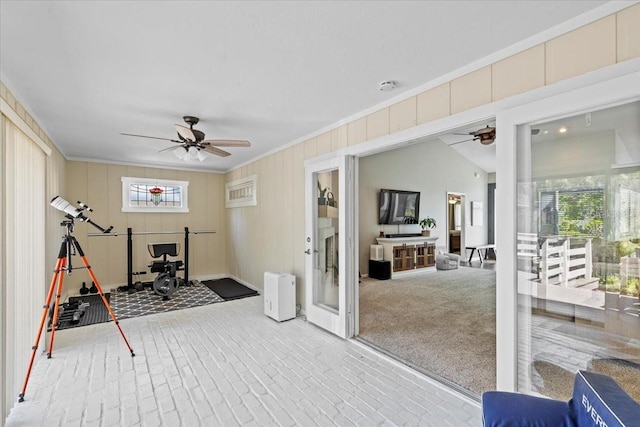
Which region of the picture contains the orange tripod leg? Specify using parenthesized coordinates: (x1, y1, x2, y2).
(79, 254, 135, 357)
(18, 257, 64, 402)
(47, 256, 67, 358)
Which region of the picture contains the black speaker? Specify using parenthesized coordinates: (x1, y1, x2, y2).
(369, 260, 391, 280)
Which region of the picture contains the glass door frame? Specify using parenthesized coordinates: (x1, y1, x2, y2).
(495, 69, 640, 391)
(304, 154, 357, 339)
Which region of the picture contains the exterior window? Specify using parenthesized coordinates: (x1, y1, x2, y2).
(539, 187, 605, 238)
(121, 177, 189, 213)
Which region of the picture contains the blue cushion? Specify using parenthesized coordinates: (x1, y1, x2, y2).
(570, 370, 640, 427)
(482, 391, 575, 427)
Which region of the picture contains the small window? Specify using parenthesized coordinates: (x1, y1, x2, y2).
(121, 177, 189, 213)
(226, 175, 257, 208)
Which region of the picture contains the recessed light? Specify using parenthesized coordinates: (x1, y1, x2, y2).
(559, 126, 568, 133)
(543, 130, 549, 134)
(379, 80, 396, 91)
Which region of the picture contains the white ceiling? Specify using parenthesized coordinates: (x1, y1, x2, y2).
(0, 1, 611, 173)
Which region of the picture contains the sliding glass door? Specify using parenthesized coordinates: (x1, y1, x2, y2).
(515, 100, 640, 400)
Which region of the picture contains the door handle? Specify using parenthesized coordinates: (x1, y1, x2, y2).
(305, 249, 311, 255)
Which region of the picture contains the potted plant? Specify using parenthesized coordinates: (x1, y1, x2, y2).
(318, 181, 329, 205)
(419, 217, 436, 237)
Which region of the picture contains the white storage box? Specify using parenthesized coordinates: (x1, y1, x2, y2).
(263, 272, 296, 322)
(370, 244, 384, 261)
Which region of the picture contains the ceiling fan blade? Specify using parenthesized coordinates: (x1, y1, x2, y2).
(159, 145, 184, 153)
(201, 139, 251, 147)
(121, 133, 181, 143)
(449, 138, 474, 146)
(175, 124, 196, 142)
(203, 146, 231, 157)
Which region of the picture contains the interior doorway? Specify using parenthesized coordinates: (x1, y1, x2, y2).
(446, 192, 465, 255)
(356, 119, 497, 399)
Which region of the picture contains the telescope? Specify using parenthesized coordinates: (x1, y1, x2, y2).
(50, 196, 113, 233)
(19, 198, 133, 403)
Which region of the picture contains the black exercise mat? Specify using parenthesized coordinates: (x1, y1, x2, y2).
(49, 293, 111, 331)
(202, 278, 259, 300)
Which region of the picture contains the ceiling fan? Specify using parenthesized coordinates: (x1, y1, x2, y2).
(121, 116, 250, 161)
(451, 125, 497, 146)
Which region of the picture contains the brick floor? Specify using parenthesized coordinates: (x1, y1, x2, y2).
(6, 295, 481, 426)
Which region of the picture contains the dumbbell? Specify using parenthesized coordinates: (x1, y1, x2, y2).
(70, 302, 90, 324)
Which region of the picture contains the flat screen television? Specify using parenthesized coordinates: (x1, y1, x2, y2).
(378, 189, 420, 225)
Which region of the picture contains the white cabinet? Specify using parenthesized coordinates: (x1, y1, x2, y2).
(264, 272, 296, 322)
(376, 236, 439, 278)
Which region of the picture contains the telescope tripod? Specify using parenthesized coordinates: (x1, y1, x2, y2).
(18, 220, 135, 402)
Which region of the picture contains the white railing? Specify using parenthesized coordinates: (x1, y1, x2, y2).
(518, 234, 592, 287)
(517, 233, 539, 259)
(621, 253, 640, 287)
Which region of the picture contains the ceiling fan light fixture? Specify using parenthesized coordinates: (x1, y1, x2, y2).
(122, 116, 250, 161)
(173, 147, 186, 159)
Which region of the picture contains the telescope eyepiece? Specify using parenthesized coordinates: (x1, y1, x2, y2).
(77, 201, 93, 212)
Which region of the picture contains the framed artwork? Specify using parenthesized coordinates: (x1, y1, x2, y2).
(471, 201, 483, 226)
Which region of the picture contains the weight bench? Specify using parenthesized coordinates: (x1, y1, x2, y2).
(148, 242, 184, 299)
(482, 370, 640, 426)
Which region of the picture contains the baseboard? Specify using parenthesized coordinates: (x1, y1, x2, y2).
(106, 272, 257, 293)
(188, 273, 227, 283)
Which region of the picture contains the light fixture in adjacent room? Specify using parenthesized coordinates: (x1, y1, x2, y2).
(559, 126, 568, 133)
(449, 197, 457, 205)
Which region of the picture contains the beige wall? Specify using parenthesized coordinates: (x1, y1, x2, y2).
(1, 81, 66, 422)
(224, 3, 640, 304)
(64, 162, 227, 298)
(226, 144, 306, 303)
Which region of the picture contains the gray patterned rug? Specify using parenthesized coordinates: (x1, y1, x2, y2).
(110, 281, 225, 320)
